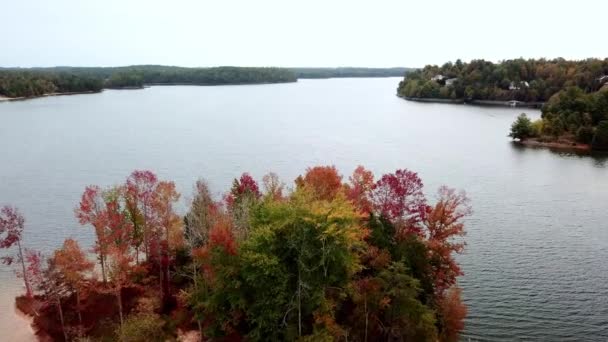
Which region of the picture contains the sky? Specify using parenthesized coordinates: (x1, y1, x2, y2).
(1, 0, 607, 68)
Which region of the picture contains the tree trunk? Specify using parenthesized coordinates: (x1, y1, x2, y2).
(297, 265, 302, 337)
(117, 288, 124, 327)
(193, 263, 202, 338)
(165, 226, 170, 286)
(16, 240, 31, 297)
(159, 257, 164, 300)
(364, 297, 368, 342)
(76, 290, 83, 327)
(56, 300, 67, 342)
(99, 252, 107, 283)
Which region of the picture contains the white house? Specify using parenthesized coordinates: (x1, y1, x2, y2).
(445, 78, 458, 87)
(431, 74, 446, 82)
(509, 81, 529, 90)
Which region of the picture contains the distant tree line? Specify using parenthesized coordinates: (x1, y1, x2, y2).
(0, 66, 298, 98)
(0, 66, 416, 99)
(0, 70, 103, 98)
(294, 67, 412, 79)
(398, 58, 608, 102)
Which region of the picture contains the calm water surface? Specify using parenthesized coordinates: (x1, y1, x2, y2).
(1, 78, 607, 341)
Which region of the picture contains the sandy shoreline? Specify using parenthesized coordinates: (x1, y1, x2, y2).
(516, 139, 591, 152)
(400, 95, 545, 108)
(0, 90, 101, 102)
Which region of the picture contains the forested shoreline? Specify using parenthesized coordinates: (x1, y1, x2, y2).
(393, 58, 608, 151)
(0, 66, 297, 99)
(3, 166, 470, 342)
(397, 58, 608, 103)
(0, 66, 412, 100)
(294, 67, 411, 79)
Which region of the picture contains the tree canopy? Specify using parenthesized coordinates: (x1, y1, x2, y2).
(0, 66, 297, 98)
(7, 166, 471, 341)
(398, 58, 608, 102)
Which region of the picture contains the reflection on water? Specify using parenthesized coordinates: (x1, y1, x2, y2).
(0, 78, 607, 341)
(509, 141, 608, 167)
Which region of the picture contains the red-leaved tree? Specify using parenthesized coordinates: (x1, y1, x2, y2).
(345, 166, 375, 214)
(75, 185, 109, 283)
(372, 169, 428, 237)
(0, 206, 33, 297)
(125, 170, 158, 262)
(424, 186, 471, 296)
(302, 165, 343, 201)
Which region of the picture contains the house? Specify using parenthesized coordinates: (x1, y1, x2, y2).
(445, 78, 458, 87)
(509, 81, 529, 91)
(431, 74, 446, 82)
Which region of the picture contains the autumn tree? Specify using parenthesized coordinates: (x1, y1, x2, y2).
(262, 172, 284, 201)
(372, 169, 428, 237)
(189, 217, 241, 339)
(37, 258, 70, 341)
(106, 241, 136, 327)
(53, 238, 95, 329)
(184, 179, 216, 248)
(125, 170, 158, 262)
(183, 179, 226, 335)
(423, 186, 471, 339)
(0, 206, 32, 297)
(239, 187, 364, 340)
(436, 287, 467, 342)
(226, 173, 261, 240)
(424, 186, 470, 296)
(153, 181, 183, 252)
(75, 186, 109, 282)
(345, 165, 375, 214)
(301, 165, 342, 201)
(152, 180, 182, 300)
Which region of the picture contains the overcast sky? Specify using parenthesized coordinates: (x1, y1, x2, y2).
(2, 0, 606, 68)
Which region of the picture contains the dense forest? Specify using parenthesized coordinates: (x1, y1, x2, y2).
(0, 70, 104, 98)
(0, 66, 412, 99)
(0, 66, 297, 98)
(3, 166, 470, 342)
(398, 58, 608, 103)
(294, 67, 411, 79)
(509, 86, 608, 150)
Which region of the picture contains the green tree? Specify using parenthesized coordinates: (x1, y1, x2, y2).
(508, 113, 535, 140)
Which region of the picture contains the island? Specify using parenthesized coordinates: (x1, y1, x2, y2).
(3, 166, 470, 342)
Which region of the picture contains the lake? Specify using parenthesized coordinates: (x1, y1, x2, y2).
(0, 78, 607, 341)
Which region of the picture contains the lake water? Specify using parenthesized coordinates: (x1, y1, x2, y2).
(1, 78, 607, 341)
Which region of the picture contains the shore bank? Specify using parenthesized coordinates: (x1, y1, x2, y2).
(0, 80, 301, 102)
(399, 95, 544, 108)
(515, 139, 591, 152)
(0, 90, 101, 102)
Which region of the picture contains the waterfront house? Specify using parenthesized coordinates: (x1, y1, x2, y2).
(446, 78, 458, 86)
(431, 74, 446, 82)
(509, 81, 529, 90)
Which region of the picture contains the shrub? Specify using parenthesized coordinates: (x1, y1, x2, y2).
(115, 313, 166, 342)
(576, 126, 594, 144)
(591, 121, 608, 150)
(531, 119, 544, 137)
